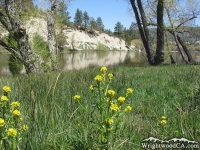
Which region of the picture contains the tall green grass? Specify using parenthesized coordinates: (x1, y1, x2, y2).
(0, 65, 200, 149)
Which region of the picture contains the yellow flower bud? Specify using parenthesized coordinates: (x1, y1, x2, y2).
(0, 118, 5, 127)
(8, 128, 17, 137)
(3, 86, 11, 93)
(1, 96, 8, 102)
(12, 110, 21, 117)
(22, 124, 28, 131)
(100, 66, 107, 74)
(107, 90, 116, 97)
(74, 95, 81, 102)
(125, 106, 132, 112)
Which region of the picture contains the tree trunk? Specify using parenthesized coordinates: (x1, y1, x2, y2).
(165, 4, 193, 64)
(0, 0, 44, 74)
(47, 0, 59, 70)
(174, 33, 189, 63)
(155, 0, 165, 64)
(177, 35, 193, 63)
(130, 0, 155, 65)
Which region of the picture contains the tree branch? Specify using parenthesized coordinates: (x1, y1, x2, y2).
(176, 16, 197, 29)
(0, 40, 23, 63)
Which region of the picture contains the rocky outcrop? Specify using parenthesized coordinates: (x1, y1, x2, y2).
(1, 18, 135, 51)
(63, 26, 134, 51)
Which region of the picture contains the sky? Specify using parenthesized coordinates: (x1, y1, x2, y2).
(67, 0, 200, 31)
(67, 0, 134, 31)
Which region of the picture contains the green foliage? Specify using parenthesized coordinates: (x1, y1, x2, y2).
(73, 67, 133, 149)
(83, 11, 90, 29)
(89, 17, 97, 30)
(7, 33, 18, 49)
(125, 35, 131, 46)
(96, 42, 110, 51)
(129, 22, 140, 39)
(21, 0, 38, 20)
(8, 54, 23, 76)
(74, 8, 83, 26)
(56, 32, 66, 51)
(0, 86, 28, 150)
(0, 65, 200, 150)
(114, 21, 124, 36)
(0, 65, 200, 149)
(104, 29, 113, 36)
(4, 34, 23, 75)
(96, 17, 104, 31)
(32, 33, 51, 71)
(32, 33, 49, 60)
(56, 1, 71, 29)
(87, 29, 95, 35)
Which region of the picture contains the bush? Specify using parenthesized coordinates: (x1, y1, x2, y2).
(8, 54, 23, 76)
(96, 42, 110, 51)
(32, 33, 49, 60)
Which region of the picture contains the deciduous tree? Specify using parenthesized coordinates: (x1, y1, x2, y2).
(0, 0, 44, 73)
(129, 0, 199, 64)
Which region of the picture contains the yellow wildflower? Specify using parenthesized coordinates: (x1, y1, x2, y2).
(161, 116, 166, 120)
(10, 101, 20, 110)
(125, 106, 132, 112)
(108, 73, 114, 80)
(94, 75, 103, 83)
(22, 124, 28, 131)
(118, 96, 125, 103)
(160, 120, 167, 126)
(100, 66, 107, 74)
(1, 96, 8, 102)
(12, 110, 21, 117)
(0, 118, 5, 127)
(126, 88, 133, 96)
(20, 116, 24, 121)
(110, 103, 119, 112)
(3, 86, 11, 93)
(74, 95, 81, 102)
(107, 90, 116, 97)
(108, 128, 112, 131)
(7, 128, 17, 137)
(89, 85, 94, 90)
(107, 118, 114, 125)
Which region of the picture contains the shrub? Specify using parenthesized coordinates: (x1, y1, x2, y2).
(96, 42, 110, 51)
(8, 54, 23, 76)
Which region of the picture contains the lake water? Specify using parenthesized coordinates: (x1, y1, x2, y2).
(0, 50, 200, 77)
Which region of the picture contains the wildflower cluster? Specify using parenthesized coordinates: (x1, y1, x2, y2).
(0, 86, 28, 150)
(160, 116, 167, 126)
(74, 66, 133, 149)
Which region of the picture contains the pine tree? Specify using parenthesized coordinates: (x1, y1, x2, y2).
(96, 17, 104, 31)
(83, 11, 90, 29)
(74, 8, 83, 26)
(57, 1, 71, 29)
(89, 17, 96, 29)
(129, 22, 139, 39)
(114, 21, 124, 36)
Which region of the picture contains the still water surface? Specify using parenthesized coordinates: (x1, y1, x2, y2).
(0, 50, 200, 76)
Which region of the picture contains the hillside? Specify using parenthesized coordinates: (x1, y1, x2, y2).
(25, 18, 135, 51)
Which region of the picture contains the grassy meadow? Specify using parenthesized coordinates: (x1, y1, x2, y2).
(0, 65, 200, 149)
